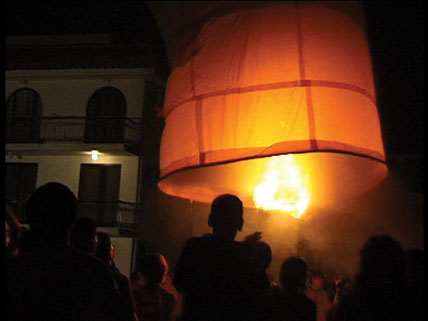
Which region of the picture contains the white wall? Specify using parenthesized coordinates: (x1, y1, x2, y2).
(6, 69, 150, 119)
(110, 236, 135, 277)
(5, 154, 139, 202)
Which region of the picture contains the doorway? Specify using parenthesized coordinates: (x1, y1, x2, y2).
(78, 164, 121, 226)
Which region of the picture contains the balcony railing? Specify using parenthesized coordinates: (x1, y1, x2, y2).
(7, 199, 141, 228)
(7, 116, 142, 146)
(77, 201, 141, 227)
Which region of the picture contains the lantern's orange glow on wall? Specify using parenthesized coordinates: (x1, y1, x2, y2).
(152, 2, 388, 216)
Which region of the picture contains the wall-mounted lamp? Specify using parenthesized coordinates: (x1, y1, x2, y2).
(91, 150, 99, 160)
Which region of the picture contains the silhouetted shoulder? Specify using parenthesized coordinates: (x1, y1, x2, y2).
(173, 235, 212, 291)
(7, 248, 131, 321)
(272, 292, 316, 321)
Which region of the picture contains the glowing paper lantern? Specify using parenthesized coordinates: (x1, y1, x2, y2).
(150, 2, 387, 215)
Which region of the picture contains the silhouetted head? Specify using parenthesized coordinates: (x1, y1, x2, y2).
(135, 241, 148, 274)
(69, 217, 97, 254)
(252, 241, 272, 270)
(208, 194, 243, 240)
(139, 253, 168, 287)
(357, 234, 406, 289)
(94, 232, 112, 265)
(280, 256, 308, 293)
(26, 182, 76, 238)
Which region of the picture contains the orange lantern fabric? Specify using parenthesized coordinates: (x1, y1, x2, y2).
(150, 2, 387, 211)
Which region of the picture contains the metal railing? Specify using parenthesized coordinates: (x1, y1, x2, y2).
(7, 199, 141, 228)
(77, 200, 141, 227)
(7, 116, 142, 145)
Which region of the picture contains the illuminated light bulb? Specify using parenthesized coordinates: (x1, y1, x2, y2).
(253, 154, 310, 218)
(91, 150, 98, 161)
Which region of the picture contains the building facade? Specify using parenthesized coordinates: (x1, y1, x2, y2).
(5, 34, 165, 276)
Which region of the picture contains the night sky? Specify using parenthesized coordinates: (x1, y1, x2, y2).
(363, 1, 424, 157)
(6, 2, 424, 159)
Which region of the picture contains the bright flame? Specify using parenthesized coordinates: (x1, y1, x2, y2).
(253, 154, 310, 218)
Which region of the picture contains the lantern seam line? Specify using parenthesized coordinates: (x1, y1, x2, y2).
(195, 99, 205, 165)
(295, 2, 306, 80)
(163, 80, 376, 118)
(190, 33, 206, 165)
(295, 2, 318, 150)
(159, 148, 386, 180)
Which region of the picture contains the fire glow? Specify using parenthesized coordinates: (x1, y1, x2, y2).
(253, 154, 310, 218)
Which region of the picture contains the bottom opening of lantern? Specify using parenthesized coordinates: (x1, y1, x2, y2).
(158, 152, 388, 219)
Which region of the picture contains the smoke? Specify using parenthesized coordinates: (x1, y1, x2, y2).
(239, 172, 423, 281)
(143, 172, 422, 286)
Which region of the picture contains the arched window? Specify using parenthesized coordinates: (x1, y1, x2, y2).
(84, 87, 127, 143)
(6, 88, 42, 143)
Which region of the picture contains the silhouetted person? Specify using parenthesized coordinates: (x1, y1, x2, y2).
(404, 248, 424, 321)
(173, 194, 269, 321)
(328, 234, 407, 321)
(243, 231, 272, 270)
(305, 270, 332, 321)
(69, 217, 97, 254)
(271, 257, 316, 321)
(242, 231, 275, 319)
(94, 231, 139, 321)
(6, 182, 134, 321)
(133, 253, 176, 321)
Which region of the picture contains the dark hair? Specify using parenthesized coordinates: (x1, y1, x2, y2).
(339, 235, 409, 320)
(139, 253, 167, 287)
(208, 194, 243, 230)
(25, 182, 76, 234)
(357, 234, 406, 289)
(253, 241, 272, 270)
(280, 256, 307, 292)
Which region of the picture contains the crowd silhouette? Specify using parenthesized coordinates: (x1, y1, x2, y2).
(6, 182, 135, 321)
(271, 256, 317, 321)
(6, 183, 424, 321)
